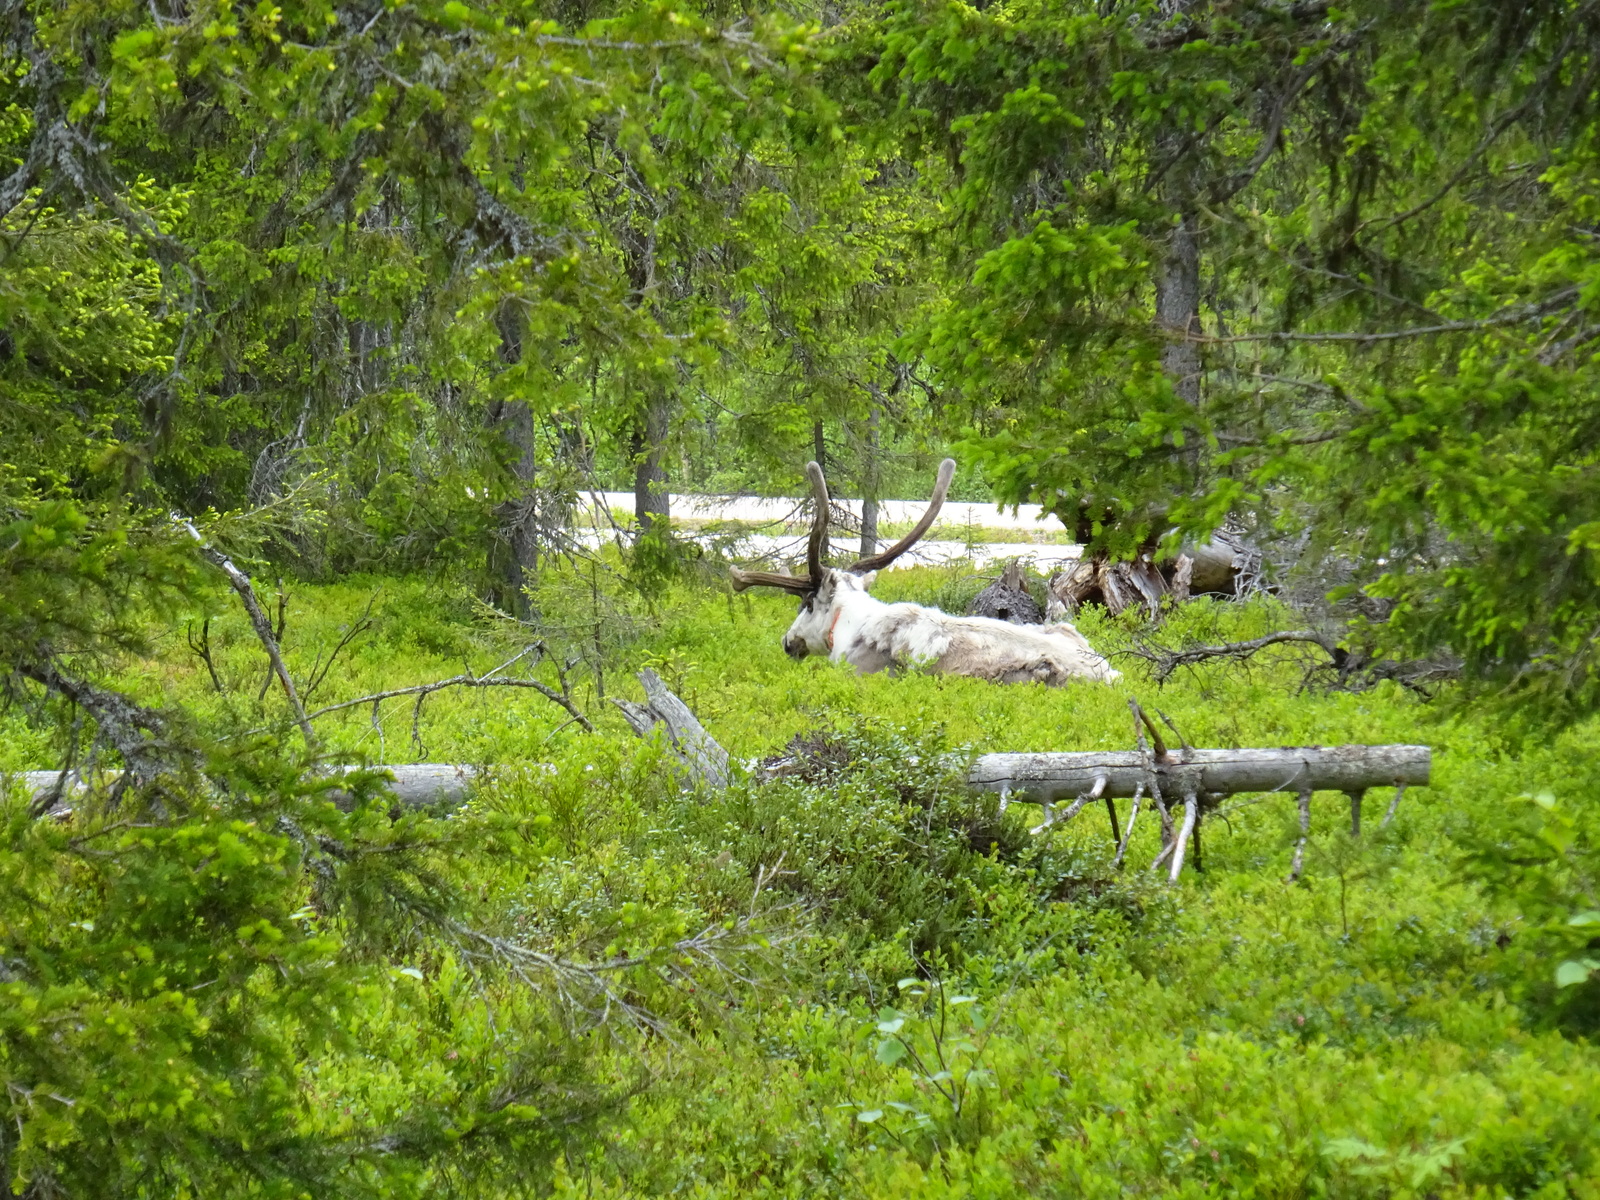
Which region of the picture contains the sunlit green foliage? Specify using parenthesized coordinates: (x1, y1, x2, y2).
(5, 563, 1598, 1194)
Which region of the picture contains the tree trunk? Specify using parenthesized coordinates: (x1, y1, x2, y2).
(631, 391, 670, 533)
(859, 400, 880, 559)
(1155, 209, 1203, 406)
(621, 227, 670, 535)
(22, 745, 1429, 815)
(489, 302, 538, 616)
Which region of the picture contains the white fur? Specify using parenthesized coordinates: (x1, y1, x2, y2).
(780, 570, 1120, 686)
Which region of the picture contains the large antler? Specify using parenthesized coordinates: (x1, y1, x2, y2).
(847, 458, 956, 573)
(728, 460, 833, 594)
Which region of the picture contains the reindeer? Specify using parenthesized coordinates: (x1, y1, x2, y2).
(729, 459, 1121, 686)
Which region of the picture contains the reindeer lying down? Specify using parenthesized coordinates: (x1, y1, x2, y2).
(729, 459, 1120, 686)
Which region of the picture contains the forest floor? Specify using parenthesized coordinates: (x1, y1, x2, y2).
(5, 560, 1598, 1197)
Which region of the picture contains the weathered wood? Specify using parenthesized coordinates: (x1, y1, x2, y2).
(1169, 792, 1199, 882)
(1287, 789, 1312, 882)
(19, 743, 1427, 817)
(966, 744, 1429, 805)
(16, 763, 482, 814)
(610, 668, 730, 791)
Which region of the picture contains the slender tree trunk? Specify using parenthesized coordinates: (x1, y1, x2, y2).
(489, 302, 539, 616)
(859, 401, 880, 559)
(631, 391, 670, 533)
(1156, 209, 1203, 406)
(621, 226, 671, 536)
(812, 419, 826, 473)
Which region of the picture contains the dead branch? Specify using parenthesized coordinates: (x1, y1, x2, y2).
(1382, 782, 1407, 828)
(186, 618, 223, 693)
(1029, 773, 1106, 836)
(14, 654, 183, 806)
(301, 593, 377, 704)
(182, 520, 316, 749)
(611, 668, 729, 791)
(1125, 628, 1457, 695)
(257, 582, 290, 702)
(1287, 789, 1313, 882)
(1169, 792, 1199, 883)
(302, 643, 595, 752)
(1114, 782, 1144, 868)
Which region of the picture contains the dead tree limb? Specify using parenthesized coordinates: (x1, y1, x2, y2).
(1126, 628, 1458, 695)
(1382, 782, 1407, 828)
(1114, 783, 1143, 868)
(1030, 773, 1106, 836)
(611, 669, 729, 791)
(181, 520, 316, 749)
(1287, 789, 1313, 882)
(302, 642, 596, 750)
(301, 594, 377, 704)
(14, 655, 181, 804)
(1169, 792, 1199, 883)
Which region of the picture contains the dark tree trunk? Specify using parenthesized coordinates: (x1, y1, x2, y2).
(858, 401, 880, 559)
(1156, 209, 1203, 406)
(620, 227, 671, 535)
(489, 302, 538, 616)
(631, 391, 670, 533)
(812, 419, 826, 473)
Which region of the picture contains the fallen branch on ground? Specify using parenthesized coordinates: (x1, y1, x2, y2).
(16, 675, 1428, 890)
(1124, 628, 1458, 695)
(301, 642, 595, 753)
(180, 518, 317, 748)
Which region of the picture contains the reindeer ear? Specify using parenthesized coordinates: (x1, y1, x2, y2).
(858, 570, 878, 591)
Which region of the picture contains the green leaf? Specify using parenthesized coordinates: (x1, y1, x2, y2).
(855, 1109, 883, 1124)
(1555, 959, 1597, 988)
(875, 1038, 908, 1067)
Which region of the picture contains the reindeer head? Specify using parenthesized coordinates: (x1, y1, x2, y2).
(729, 458, 957, 660)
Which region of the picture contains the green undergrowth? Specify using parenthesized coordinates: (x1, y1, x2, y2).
(3, 561, 1599, 1196)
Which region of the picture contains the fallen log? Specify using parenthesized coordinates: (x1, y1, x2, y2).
(16, 744, 1428, 814)
(11, 673, 1429, 888)
(16, 763, 483, 815)
(966, 744, 1429, 805)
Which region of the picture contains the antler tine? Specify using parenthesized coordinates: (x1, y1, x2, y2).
(848, 457, 956, 573)
(728, 567, 815, 595)
(805, 460, 831, 583)
(724, 461, 833, 597)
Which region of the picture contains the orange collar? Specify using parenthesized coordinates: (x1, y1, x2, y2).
(826, 606, 844, 651)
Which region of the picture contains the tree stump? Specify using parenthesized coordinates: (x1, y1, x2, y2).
(967, 559, 1044, 625)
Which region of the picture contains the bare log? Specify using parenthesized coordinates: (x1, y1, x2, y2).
(966, 744, 1429, 805)
(17, 763, 483, 814)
